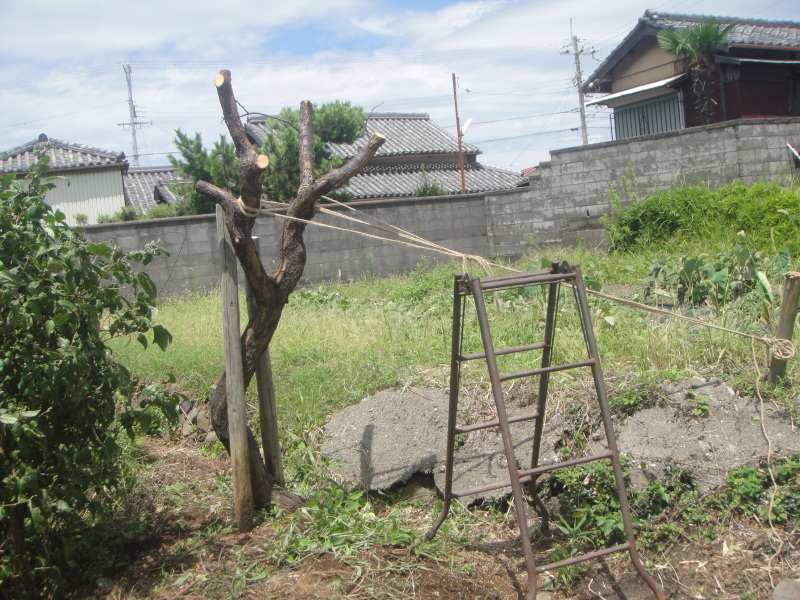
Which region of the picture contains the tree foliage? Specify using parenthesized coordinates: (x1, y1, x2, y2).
(413, 165, 447, 197)
(0, 155, 174, 594)
(169, 101, 365, 213)
(169, 130, 239, 215)
(657, 19, 735, 125)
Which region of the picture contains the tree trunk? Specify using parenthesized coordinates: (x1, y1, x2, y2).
(199, 70, 385, 512)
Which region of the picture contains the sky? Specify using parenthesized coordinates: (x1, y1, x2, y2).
(2, 0, 798, 173)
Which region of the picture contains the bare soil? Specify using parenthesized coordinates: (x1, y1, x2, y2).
(64, 434, 798, 600)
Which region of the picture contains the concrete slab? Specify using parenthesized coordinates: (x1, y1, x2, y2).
(322, 387, 561, 503)
(432, 409, 561, 504)
(610, 378, 800, 493)
(321, 387, 448, 490)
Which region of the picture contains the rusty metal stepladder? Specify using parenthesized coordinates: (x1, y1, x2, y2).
(425, 262, 665, 600)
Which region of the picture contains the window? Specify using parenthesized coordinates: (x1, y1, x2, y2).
(614, 93, 683, 139)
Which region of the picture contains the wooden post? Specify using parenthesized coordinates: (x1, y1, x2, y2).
(245, 237, 285, 485)
(217, 206, 254, 531)
(767, 271, 800, 384)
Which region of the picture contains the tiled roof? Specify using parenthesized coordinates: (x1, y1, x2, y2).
(0, 134, 126, 174)
(123, 166, 186, 213)
(584, 11, 800, 91)
(247, 113, 480, 159)
(644, 11, 800, 48)
(247, 112, 516, 199)
(344, 162, 521, 199)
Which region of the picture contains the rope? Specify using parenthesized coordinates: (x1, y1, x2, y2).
(232, 193, 796, 360)
(581, 287, 795, 359)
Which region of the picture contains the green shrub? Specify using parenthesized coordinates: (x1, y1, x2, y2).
(414, 166, 447, 197)
(143, 203, 179, 219)
(602, 180, 800, 256)
(0, 157, 175, 595)
(112, 205, 139, 221)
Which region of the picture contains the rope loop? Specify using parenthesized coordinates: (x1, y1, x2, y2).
(763, 336, 796, 360)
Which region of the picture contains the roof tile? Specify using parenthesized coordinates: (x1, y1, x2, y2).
(123, 166, 186, 213)
(0, 135, 126, 174)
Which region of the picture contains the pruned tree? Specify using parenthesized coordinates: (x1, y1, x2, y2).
(197, 70, 385, 511)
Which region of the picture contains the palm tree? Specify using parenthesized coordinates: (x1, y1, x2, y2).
(658, 19, 736, 125)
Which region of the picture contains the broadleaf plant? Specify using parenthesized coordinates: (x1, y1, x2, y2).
(0, 153, 175, 595)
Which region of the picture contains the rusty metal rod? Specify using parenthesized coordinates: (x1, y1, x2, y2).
(460, 341, 547, 362)
(479, 271, 576, 291)
(499, 359, 596, 382)
(456, 411, 540, 434)
(535, 543, 632, 574)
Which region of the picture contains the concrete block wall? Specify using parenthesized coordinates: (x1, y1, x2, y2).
(485, 117, 800, 258)
(84, 193, 490, 295)
(85, 117, 800, 295)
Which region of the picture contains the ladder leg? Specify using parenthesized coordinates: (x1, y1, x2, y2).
(527, 262, 561, 532)
(573, 266, 665, 600)
(471, 280, 538, 600)
(427, 275, 465, 541)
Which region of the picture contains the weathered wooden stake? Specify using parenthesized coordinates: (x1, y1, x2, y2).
(217, 206, 254, 531)
(244, 236, 284, 485)
(767, 271, 800, 384)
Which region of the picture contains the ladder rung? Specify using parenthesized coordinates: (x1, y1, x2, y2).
(478, 271, 576, 291)
(460, 342, 547, 362)
(450, 452, 614, 499)
(499, 359, 596, 382)
(475, 269, 552, 286)
(517, 451, 614, 480)
(452, 478, 524, 498)
(534, 543, 632, 574)
(455, 411, 539, 434)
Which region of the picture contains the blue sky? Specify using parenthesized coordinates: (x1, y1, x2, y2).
(1, 0, 798, 171)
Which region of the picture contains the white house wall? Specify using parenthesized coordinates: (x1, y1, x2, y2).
(46, 170, 126, 225)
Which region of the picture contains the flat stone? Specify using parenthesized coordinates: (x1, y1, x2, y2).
(773, 579, 800, 600)
(195, 409, 211, 433)
(181, 419, 195, 437)
(321, 387, 448, 490)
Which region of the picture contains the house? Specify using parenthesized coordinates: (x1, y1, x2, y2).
(0, 134, 188, 223)
(246, 112, 522, 199)
(582, 11, 800, 140)
(0, 134, 128, 225)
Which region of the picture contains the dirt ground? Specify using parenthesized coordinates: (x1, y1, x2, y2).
(67, 434, 798, 600)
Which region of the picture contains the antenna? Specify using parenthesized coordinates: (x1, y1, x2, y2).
(118, 64, 151, 166)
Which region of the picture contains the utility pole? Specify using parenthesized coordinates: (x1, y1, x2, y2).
(562, 20, 590, 145)
(452, 73, 467, 194)
(119, 64, 150, 166)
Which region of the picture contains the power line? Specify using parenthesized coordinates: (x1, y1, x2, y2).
(0, 101, 128, 129)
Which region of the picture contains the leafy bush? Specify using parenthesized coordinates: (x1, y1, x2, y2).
(722, 456, 800, 524)
(142, 203, 179, 220)
(0, 158, 174, 595)
(602, 179, 800, 256)
(643, 245, 784, 312)
(414, 166, 447, 197)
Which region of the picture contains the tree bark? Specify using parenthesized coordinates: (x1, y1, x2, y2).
(199, 70, 385, 512)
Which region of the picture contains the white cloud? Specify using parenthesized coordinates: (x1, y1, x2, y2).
(1, 0, 798, 171)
